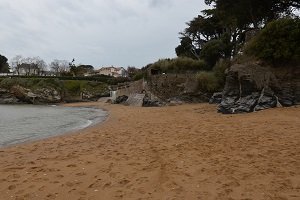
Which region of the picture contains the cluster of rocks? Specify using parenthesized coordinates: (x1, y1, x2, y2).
(210, 63, 299, 114)
(0, 85, 62, 104)
(115, 95, 128, 104)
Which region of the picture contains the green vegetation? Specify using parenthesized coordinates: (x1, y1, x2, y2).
(0, 78, 108, 98)
(245, 18, 300, 64)
(196, 71, 219, 93)
(0, 54, 9, 73)
(171, 0, 299, 93)
(176, 0, 299, 68)
(151, 57, 208, 73)
(63, 80, 107, 96)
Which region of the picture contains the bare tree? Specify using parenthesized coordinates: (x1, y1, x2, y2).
(50, 59, 69, 76)
(10, 55, 23, 75)
(10, 55, 48, 76)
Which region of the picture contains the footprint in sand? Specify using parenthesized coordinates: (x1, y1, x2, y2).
(66, 164, 77, 168)
(75, 172, 86, 176)
(56, 174, 64, 178)
(8, 185, 16, 190)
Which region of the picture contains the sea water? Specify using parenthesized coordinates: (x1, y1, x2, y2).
(0, 105, 107, 147)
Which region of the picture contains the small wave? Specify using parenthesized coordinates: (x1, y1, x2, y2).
(77, 120, 93, 129)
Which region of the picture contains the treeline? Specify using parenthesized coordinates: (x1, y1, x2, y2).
(8, 55, 95, 77)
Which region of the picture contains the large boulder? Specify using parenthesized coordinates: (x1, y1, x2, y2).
(218, 63, 299, 114)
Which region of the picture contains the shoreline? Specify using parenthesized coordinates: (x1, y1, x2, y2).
(0, 102, 299, 200)
(0, 103, 108, 149)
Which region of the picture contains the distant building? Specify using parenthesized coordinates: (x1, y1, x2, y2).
(95, 66, 127, 77)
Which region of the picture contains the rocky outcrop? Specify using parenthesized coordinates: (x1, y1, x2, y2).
(0, 88, 20, 104)
(209, 92, 222, 104)
(217, 63, 299, 114)
(0, 85, 62, 104)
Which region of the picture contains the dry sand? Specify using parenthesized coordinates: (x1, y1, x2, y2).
(0, 102, 299, 200)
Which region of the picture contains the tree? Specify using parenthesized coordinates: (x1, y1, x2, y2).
(176, 0, 300, 68)
(205, 0, 300, 28)
(10, 55, 23, 75)
(50, 59, 70, 76)
(0, 54, 9, 73)
(10, 56, 47, 76)
(176, 11, 225, 60)
(245, 18, 300, 64)
(74, 65, 94, 76)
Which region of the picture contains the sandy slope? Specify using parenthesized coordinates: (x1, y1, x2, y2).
(0, 102, 299, 200)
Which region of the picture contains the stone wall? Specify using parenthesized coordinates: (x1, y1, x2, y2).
(146, 74, 199, 100)
(115, 79, 145, 97)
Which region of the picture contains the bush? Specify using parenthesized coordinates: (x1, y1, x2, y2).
(35, 78, 63, 91)
(196, 71, 219, 93)
(244, 18, 300, 64)
(151, 57, 208, 73)
(213, 59, 231, 86)
(63, 80, 82, 94)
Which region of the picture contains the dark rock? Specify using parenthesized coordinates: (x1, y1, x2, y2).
(277, 82, 295, 106)
(218, 63, 283, 114)
(142, 95, 164, 107)
(209, 92, 223, 104)
(115, 95, 128, 104)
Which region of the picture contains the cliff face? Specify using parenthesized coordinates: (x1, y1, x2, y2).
(216, 63, 300, 114)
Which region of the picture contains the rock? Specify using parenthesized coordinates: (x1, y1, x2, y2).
(209, 92, 223, 104)
(168, 100, 183, 106)
(5, 86, 62, 104)
(142, 95, 164, 107)
(10, 85, 32, 103)
(218, 63, 284, 114)
(0, 89, 20, 104)
(115, 95, 128, 104)
(34, 88, 61, 103)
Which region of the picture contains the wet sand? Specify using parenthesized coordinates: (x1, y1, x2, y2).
(0, 102, 299, 200)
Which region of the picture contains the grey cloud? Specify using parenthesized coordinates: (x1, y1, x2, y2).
(0, 0, 208, 68)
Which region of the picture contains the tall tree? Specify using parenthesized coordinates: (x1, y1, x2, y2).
(0, 54, 9, 73)
(176, 0, 300, 68)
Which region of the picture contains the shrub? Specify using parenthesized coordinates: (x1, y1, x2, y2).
(151, 57, 208, 73)
(244, 18, 300, 64)
(196, 71, 219, 93)
(35, 78, 63, 91)
(0, 78, 30, 89)
(63, 80, 82, 94)
(213, 59, 231, 86)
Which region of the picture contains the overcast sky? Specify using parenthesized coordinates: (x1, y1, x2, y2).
(0, 0, 208, 68)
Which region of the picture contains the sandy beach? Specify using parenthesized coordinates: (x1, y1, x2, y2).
(0, 102, 299, 200)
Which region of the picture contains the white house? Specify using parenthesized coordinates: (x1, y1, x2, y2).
(96, 66, 127, 77)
